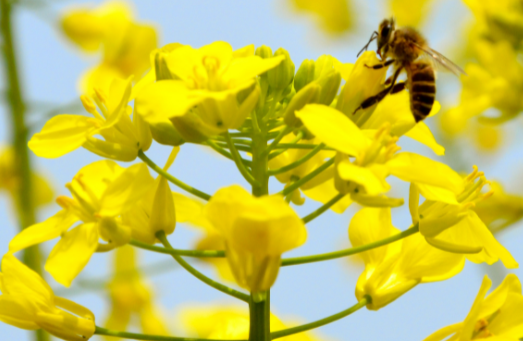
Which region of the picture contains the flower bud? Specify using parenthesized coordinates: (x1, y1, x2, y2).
(315, 70, 342, 105)
(149, 177, 176, 235)
(294, 59, 315, 92)
(283, 83, 321, 127)
(255, 45, 273, 60)
(314, 55, 336, 79)
(154, 53, 173, 81)
(267, 48, 295, 91)
(170, 113, 209, 143)
(149, 120, 185, 146)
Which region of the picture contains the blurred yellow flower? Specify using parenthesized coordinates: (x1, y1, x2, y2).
(136, 42, 283, 142)
(390, 0, 434, 27)
(29, 77, 152, 161)
(62, 1, 157, 94)
(0, 147, 53, 209)
(424, 274, 523, 341)
(350, 207, 465, 310)
(290, 0, 353, 35)
(204, 185, 307, 297)
(9, 160, 154, 287)
(0, 254, 95, 341)
(103, 246, 167, 339)
(180, 304, 323, 340)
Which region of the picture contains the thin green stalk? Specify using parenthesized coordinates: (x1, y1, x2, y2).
(212, 135, 252, 146)
(138, 150, 211, 201)
(205, 140, 252, 166)
(95, 326, 247, 341)
(276, 143, 335, 151)
(268, 143, 325, 176)
(280, 158, 334, 196)
(281, 224, 419, 266)
(130, 239, 225, 258)
(268, 130, 304, 160)
(225, 131, 258, 186)
(264, 125, 292, 156)
(270, 297, 369, 339)
(156, 231, 249, 303)
(1, 2, 47, 341)
(301, 193, 346, 224)
(213, 141, 252, 153)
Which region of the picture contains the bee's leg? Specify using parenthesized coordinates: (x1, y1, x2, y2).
(364, 59, 395, 70)
(353, 66, 404, 114)
(390, 82, 406, 94)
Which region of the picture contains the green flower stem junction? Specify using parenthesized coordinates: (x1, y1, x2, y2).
(95, 326, 247, 341)
(225, 131, 259, 186)
(268, 143, 325, 176)
(156, 231, 250, 303)
(138, 150, 212, 201)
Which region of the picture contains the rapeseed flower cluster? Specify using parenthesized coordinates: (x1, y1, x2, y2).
(1, 3, 521, 340)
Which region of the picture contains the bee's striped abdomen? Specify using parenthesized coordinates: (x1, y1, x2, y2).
(408, 62, 435, 122)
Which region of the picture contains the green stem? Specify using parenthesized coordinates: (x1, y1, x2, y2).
(275, 143, 335, 151)
(301, 193, 346, 224)
(280, 158, 334, 196)
(281, 224, 419, 266)
(267, 131, 304, 160)
(268, 143, 325, 176)
(264, 125, 292, 156)
(1, 2, 47, 341)
(205, 140, 252, 166)
(130, 239, 225, 258)
(95, 326, 246, 341)
(138, 150, 211, 201)
(249, 293, 271, 341)
(225, 132, 258, 186)
(156, 231, 249, 303)
(269, 297, 369, 339)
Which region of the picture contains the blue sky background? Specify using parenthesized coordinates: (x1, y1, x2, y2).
(1, 0, 523, 340)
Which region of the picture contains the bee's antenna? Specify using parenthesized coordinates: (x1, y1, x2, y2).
(357, 31, 378, 57)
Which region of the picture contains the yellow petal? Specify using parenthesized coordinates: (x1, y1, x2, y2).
(45, 223, 99, 287)
(338, 160, 390, 195)
(404, 121, 445, 156)
(0, 296, 40, 330)
(149, 177, 176, 235)
(204, 185, 252, 236)
(416, 183, 458, 204)
(296, 104, 370, 156)
(460, 275, 492, 341)
(9, 210, 79, 253)
(481, 274, 522, 320)
(387, 152, 463, 193)
(422, 322, 463, 341)
(28, 115, 94, 158)
(302, 179, 352, 213)
(100, 163, 155, 217)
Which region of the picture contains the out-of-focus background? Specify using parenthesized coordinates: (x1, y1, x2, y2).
(1, 0, 522, 340)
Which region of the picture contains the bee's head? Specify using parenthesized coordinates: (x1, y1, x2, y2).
(377, 18, 395, 58)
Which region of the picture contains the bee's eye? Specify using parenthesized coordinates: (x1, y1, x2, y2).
(381, 25, 391, 38)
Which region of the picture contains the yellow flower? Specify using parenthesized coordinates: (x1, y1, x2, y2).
(204, 185, 307, 296)
(350, 207, 465, 310)
(180, 304, 323, 340)
(296, 104, 460, 207)
(8, 160, 154, 287)
(104, 246, 167, 338)
(136, 41, 283, 142)
(424, 274, 523, 341)
(0, 254, 95, 341)
(61, 1, 157, 94)
(411, 167, 518, 268)
(390, 0, 434, 27)
(29, 77, 152, 161)
(289, 0, 353, 35)
(122, 148, 179, 244)
(0, 147, 53, 208)
(473, 181, 523, 233)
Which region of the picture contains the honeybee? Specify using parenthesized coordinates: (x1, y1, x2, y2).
(355, 18, 466, 122)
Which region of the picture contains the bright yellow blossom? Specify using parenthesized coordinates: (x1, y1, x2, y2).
(29, 77, 152, 161)
(411, 167, 518, 268)
(0, 147, 53, 209)
(8, 160, 154, 287)
(104, 246, 167, 338)
(136, 41, 284, 142)
(0, 254, 95, 341)
(61, 1, 157, 94)
(204, 185, 307, 297)
(296, 104, 460, 207)
(180, 304, 323, 340)
(289, 0, 353, 35)
(350, 207, 465, 310)
(424, 274, 523, 341)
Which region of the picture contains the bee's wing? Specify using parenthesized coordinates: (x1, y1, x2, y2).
(414, 43, 467, 76)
